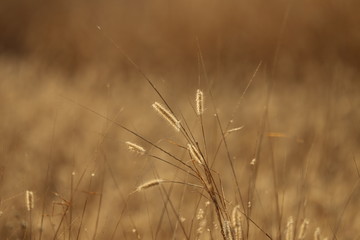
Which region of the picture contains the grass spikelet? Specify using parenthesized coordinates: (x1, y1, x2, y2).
(196, 89, 204, 115)
(25, 190, 34, 211)
(314, 227, 321, 240)
(298, 218, 309, 240)
(286, 216, 294, 240)
(187, 143, 205, 165)
(231, 205, 243, 240)
(223, 220, 234, 240)
(152, 102, 180, 131)
(197, 208, 204, 220)
(226, 126, 244, 134)
(136, 179, 164, 192)
(126, 141, 146, 155)
(196, 219, 207, 236)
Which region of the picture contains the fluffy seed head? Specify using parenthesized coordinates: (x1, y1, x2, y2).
(196, 89, 204, 115)
(197, 219, 207, 235)
(136, 179, 164, 192)
(231, 205, 241, 227)
(197, 208, 204, 220)
(152, 102, 180, 132)
(314, 227, 321, 240)
(250, 158, 256, 165)
(188, 144, 205, 165)
(286, 216, 294, 240)
(126, 141, 146, 155)
(223, 220, 234, 240)
(298, 218, 309, 240)
(25, 190, 34, 211)
(231, 205, 243, 240)
(227, 126, 244, 134)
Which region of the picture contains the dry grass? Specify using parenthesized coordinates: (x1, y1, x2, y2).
(1, 0, 360, 240)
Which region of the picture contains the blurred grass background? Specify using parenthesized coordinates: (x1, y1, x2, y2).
(0, 0, 359, 239)
(1, 0, 360, 73)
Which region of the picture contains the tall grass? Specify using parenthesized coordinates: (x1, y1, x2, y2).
(0, 1, 360, 236)
(0, 58, 359, 239)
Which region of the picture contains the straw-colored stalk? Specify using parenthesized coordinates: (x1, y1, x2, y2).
(196, 89, 204, 115)
(126, 141, 146, 155)
(152, 102, 180, 132)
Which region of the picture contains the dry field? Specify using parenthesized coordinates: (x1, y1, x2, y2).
(0, 0, 360, 239)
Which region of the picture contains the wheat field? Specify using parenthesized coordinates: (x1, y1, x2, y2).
(0, 0, 360, 239)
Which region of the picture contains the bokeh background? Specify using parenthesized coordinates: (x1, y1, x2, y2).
(0, 0, 359, 239)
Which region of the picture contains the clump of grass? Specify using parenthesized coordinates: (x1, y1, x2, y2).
(129, 89, 245, 240)
(19, 64, 351, 240)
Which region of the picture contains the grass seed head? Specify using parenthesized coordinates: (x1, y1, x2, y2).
(152, 102, 180, 132)
(227, 126, 244, 134)
(231, 205, 243, 240)
(136, 179, 164, 192)
(25, 190, 34, 211)
(314, 227, 321, 240)
(126, 141, 146, 155)
(196, 89, 204, 115)
(223, 220, 234, 240)
(286, 216, 294, 240)
(188, 143, 205, 165)
(298, 218, 309, 240)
